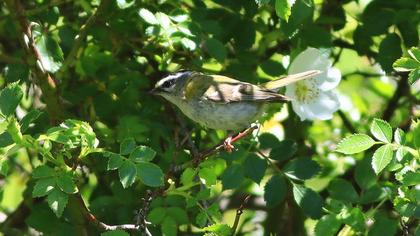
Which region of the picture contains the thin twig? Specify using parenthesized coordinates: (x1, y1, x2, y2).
(57, 0, 111, 78)
(231, 195, 251, 236)
(333, 39, 377, 58)
(382, 73, 409, 121)
(337, 110, 357, 133)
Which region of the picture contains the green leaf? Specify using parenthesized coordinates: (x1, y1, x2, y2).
(33, 165, 55, 179)
(155, 12, 171, 29)
(393, 58, 420, 72)
(47, 189, 68, 217)
(293, 184, 323, 219)
(20, 109, 42, 132)
(336, 134, 375, 154)
(34, 31, 64, 73)
(137, 162, 164, 187)
(394, 128, 406, 145)
(101, 230, 130, 236)
(370, 118, 392, 143)
(205, 38, 227, 62)
(264, 174, 287, 207)
(275, 0, 293, 22)
(56, 173, 78, 194)
(327, 178, 359, 203)
(166, 207, 189, 225)
(409, 68, 420, 85)
(377, 33, 402, 73)
(401, 171, 420, 186)
(181, 167, 196, 186)
(33, 177, 56, 197)
(284, 158, 320, 181)
(269, 139, 297, 162)
(7, 118, 23, 143)
(203, 223, 232, 235)
(161, 216, 177, 236)
(107, 153, 124, 170)
(368, 213, 398, 236)
(118, 160, 137, 188)
(120, 138, 136, 155)
(221, 164, 244, 190)
(341, 207, 366, 232)
(395, 146, 409, 162)
(129, 146, 156, 162)
(244, 154, 267, 184)
(408, 47, 420, 61)
(139, 9, 158, 25)
(0, 158, 9, 176)
(0, 82, 23, 117)
(355, 157, 377, 189)
(199, 167, 217, 187)
(181, 38, 196, 51)
(314, 214, 341, 236)
(0, 132, 13, 148)
(372, 144, 393, 174)
(148, 207, 166, 224)
(116, 0, 134, 9)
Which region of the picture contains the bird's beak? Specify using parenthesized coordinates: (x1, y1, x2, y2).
(148, 88, 158, 95)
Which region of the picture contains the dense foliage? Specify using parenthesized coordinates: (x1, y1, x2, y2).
(0, 0, 419, 235)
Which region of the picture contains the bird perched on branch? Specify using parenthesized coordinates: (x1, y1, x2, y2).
(151, 70, 321, 150)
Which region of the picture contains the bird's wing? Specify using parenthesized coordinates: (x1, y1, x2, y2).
(261, 70, 322, 90)
(187, 75, 289, 103)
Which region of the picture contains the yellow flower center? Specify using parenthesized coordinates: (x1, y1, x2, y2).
(294, 81, 320, 104)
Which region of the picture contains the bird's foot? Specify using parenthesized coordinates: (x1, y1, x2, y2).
(223, 137, 235, 153)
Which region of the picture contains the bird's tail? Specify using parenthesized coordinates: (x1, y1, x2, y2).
(261, 70, 322, 90)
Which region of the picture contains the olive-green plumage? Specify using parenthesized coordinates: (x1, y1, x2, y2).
(152, 70, 320, 130)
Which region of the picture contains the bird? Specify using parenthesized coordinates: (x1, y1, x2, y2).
(151, 70, 321, 150)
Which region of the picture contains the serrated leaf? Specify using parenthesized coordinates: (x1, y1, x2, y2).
(264, 174, 287, 207)
(33, 165, 55, 178)
(203, 223, 232, 235)
(370, 119, 392, 143)
(244, 154, 267, 184)
(275, 0, 293, 22)
(199, 167, 217, 187)
(196, 210, 207, 228)
(161, 216, 177, 236)
(221, 164, 244, 190)
(181, 167, 196, 186)
(20, 109, 42, 132)
(355, 157, 377, 189)
(137, 162, 164, 187)
(139, 9, 158, 25)
(372, 144, 393, 174)
(394, 128, 406, 145)
(155, 12, 171, 29)
(56, 173, 77, 194)
(408, 47, 420, 61)
(118, 160, 137, 188)
(293, 184, 323, 219)
(47, 189, 68, 217)
(314, 215, 341, 236)
(401, 171, 420, 186)
(166, 207, 189, 225)
(33, 177, 56, 197)
(393, 58, 420, 71)
(0, 82, 23, 117)
(342, 207, 366, 232)
(120, 138, 136, 155)
(327, 178, 359, 203)
(205, 38, 226, 62)
(377, 33, 402, 73)
(107, 153, 124, 170)
(0, 158, 9, 176)
(284, 158, 320, 181)
(181, 38, 196, 51)
(116, 0, 134, 9)
(408, 68, 419, 84)
(269, 139, 297, 162)
(0, 132, 13, 148)
(336, 134, 375, 154)
(396, 146, 409, 162)
(129, 145, 156, 162)
(34, 32, 64, 73)
(148, 207, 166, 224)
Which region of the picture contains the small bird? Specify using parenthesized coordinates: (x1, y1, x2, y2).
(151, 70, 321, 149)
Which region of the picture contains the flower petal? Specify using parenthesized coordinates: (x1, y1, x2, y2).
(317, 67, 341, 91)
(303, 91, 340, 120)
(288, 48, 330, 74)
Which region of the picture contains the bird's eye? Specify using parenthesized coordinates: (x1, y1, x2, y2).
(162, 79, 175, 88)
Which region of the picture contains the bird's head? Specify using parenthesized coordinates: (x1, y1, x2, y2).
(150, 71, 196, 101)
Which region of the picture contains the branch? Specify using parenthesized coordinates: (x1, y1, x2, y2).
(192, 125, 258, 165)
(57, 0, 110, 78)
(5, 0, 63, 124)
(337, 110, 357, 133)
(382, 73, 409, 121)
(231, 195, 250, 236)
(333, 39, 377, 58)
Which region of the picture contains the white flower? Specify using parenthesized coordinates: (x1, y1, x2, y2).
(285, 48, 341, 121)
